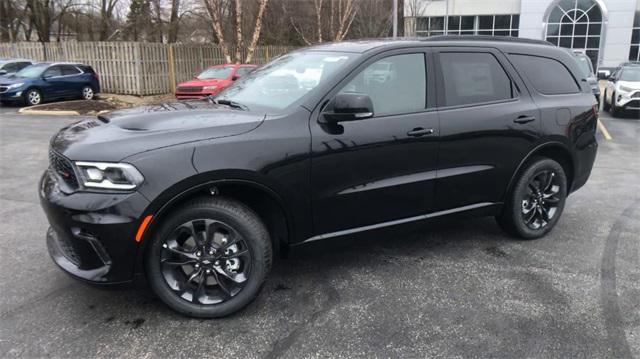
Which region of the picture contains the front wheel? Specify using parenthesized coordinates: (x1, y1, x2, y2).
(610, 92, 621, 117)
(497, 158, 567, 239)
(146, 197, 272, 318)
(602, 90, 610, 111)
(24, 89, 42, 106)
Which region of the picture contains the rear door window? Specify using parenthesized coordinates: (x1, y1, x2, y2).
(438, 52, 514, 107)
(339, 53, 427, 116)
(509, 54, 580, 95)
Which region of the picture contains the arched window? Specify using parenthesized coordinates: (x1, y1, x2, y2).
(545, 0, 603, 68)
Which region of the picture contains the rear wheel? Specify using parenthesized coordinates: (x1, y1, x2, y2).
(24, 89, 42, 106)
(146, 197, 272, 318)
(497, 158, 567, 239)
(81, 85, 95, 100)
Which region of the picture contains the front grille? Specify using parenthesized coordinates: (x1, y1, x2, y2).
(49, 150, 79, 189)
(176, 86, 203, 93)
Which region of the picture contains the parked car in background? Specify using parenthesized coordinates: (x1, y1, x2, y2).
(567, 50, 599, 101)
(602, 63, 640, 117)
(41, 36, 598, 318)
(0, 62, 100, 106)
(175, 64, 256, 100)
(0, 59, 33, 76)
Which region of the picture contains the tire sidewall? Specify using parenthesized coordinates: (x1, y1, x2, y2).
(145, 199, 271, 318)
(508, 158, 567, 239)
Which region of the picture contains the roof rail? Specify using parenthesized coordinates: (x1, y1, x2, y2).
(423, 35, 553, 46)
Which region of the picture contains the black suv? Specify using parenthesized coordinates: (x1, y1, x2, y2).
(40, 37, 598, 317)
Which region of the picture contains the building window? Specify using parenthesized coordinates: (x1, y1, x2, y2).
(630, 11, 640, 61)
(414, 15, 519, 38)
(545, 0, 603, 68)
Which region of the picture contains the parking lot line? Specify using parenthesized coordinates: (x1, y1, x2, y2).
(597, 119, 613, 140)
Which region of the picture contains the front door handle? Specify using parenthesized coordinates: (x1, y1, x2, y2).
(407, 127, 435, 137)
(514, 115, 536, 124)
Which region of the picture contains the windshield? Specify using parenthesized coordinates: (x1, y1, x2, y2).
(574, 54, 593, 77)
(215, 51, 356, 111)
(197, 67, 234, 80)
(619, 67, 640, 82)
(15, 64, 48, 78)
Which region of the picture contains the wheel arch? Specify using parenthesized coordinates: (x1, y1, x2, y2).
(503, 142, 576, 202)
(134, 177, 294, 274)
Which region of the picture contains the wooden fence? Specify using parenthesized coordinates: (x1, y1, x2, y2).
(0, 42, 297, 95)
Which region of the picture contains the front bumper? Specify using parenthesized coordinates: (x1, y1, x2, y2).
(0, 88, 24, 101)
(40, 169, 150, 284)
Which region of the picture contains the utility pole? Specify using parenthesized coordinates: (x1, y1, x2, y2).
(445, 0, 449, 34)
(392, 0, 398, 38)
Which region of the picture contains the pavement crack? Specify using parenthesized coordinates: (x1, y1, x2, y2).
(0, 196, 39, 205)
(264, 279, 340, 359)
(599, 198, 639, 359)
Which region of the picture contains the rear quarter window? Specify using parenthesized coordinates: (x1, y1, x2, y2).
(509, 54, 580, 95)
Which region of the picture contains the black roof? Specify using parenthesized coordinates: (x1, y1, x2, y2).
(307, 36, 553, 53)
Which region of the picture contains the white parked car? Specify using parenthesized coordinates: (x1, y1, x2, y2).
(602, 63, 640, 117)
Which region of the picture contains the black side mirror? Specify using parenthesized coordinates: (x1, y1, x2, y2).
(232, 75, 239, 81)
(320, 93, 374, 124)
(0, 70, 7, 75)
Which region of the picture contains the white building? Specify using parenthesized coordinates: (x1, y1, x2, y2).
(404, 0, 640, 68)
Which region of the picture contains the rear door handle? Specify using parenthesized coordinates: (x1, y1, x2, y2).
(407, 127, 435, 137)
(514, 115, 536, 124)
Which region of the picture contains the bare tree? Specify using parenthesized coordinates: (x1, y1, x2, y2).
(351, 0, 392, 38)
(285, 0, 359, 45)
(167, 0, 181, 42)
(99, 0, 119, 40)
(202, 0, 269, 63)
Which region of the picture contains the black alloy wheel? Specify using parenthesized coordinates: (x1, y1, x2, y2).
(520, 170, 561, 230)
(497, 157, 567, 239)
(160, 219, 251, 304)
(146, 197, 272, 318)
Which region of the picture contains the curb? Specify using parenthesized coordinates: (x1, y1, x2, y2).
(18, 108, 80, 116)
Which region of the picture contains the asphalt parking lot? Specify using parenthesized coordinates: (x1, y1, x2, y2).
(0, 104, 639, 358)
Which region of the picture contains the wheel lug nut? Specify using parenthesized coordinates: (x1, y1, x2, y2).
(195, 263, 200, 268)
(206, 269, 211, 274)
(162, 243, 167, 248)
(196, 251, 201, 257)
(214, 260, 220, 266)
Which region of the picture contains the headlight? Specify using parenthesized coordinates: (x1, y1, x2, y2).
(618, 85, 634, 93)
(203, 85, 218, 90)
(6, 83, 23, 89)
(75, 161, 144, 190)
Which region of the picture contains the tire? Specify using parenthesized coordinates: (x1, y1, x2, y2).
(496, 157, 567, 239)
(602, 90, 610, 111)
(24, 88, 42, 106)
(610, 92, 620, 117)
(146, 197, 272, 318)
(81, 85, 95, 100)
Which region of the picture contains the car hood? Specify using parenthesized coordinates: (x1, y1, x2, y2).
(0, 75, 28, 85)
(51, 100, 265, 162)
(178, 78, 228, 87)
(618, 81, 640, 90)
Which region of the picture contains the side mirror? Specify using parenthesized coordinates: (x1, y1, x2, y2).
(597, 70, 610, 80)
(320, 93, 374, 124)
(232, 75, 239, 81)
(0, 69, 7, 75)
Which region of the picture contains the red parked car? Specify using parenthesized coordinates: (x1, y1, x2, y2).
(175, 64, 257, 100)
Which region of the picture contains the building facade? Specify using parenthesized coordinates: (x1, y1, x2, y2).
(404, 0, 640, 68)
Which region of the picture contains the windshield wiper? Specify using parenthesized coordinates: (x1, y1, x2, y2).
(213, 98, 249, 111)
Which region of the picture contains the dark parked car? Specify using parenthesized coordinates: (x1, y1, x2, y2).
(0, 62, 100, 106)
(0, 58, 33, 76)
(40, 36, 598, 318)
